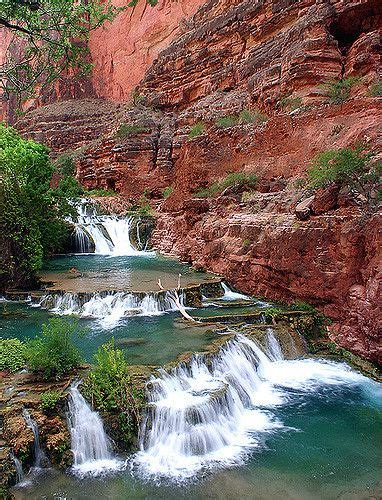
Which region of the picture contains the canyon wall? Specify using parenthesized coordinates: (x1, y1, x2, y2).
(7, 0, 382, 362)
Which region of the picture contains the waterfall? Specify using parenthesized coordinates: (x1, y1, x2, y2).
(68, 382, 122, 477)
(133, 331, 370, 480)
(22, 409, 48, 469)
(35, 290, 184, 328)
(221, 283, 251, 301)
(70, 199, 154, 257)
(10, 453, 24, 484)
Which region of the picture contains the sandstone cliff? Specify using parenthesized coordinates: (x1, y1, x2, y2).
(5, 0, 382, 362)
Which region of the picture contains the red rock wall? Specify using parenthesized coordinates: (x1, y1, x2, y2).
(88, 0, 206, 100)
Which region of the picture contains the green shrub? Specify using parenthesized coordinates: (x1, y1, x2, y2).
(320, 77, 360, 104)
(55, 153, 76, 177)
(116, 123, 148, 138)
(369, 80, 382, 97)
(215, 115, 239, 128)
(40, 390, 61, 413)
(162, 186, 173, 199)
(82, 341, 145, 448)
(308, 147, 381, 204)
(194, 172, 258, 198)
(27, 318, 82, 379)
(85, 188, 117, 197)
(239, 108, 268, 123)
(280, 95, 302, 112)
(188, 122, 205, 139)
(0, 339, 27, 372)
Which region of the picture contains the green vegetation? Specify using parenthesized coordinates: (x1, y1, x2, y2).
(320, 77, 360, 104)
(0, 1, 120, 104)
(368, 80, 382, 97)
(55, 153, 76, 177)
(162, 186, 174, 199)
(238, 108, 267, 123)
(82, 341, 145, 449)
(289, 300, 329, 340)
(194, 172, 258, 198)
(27, 318, 82, 380)
(188, 122, 205, 140)
(116, 123, 149, 138)
(85, 188, 118, 197)
(308, 147, 381, 204)
(216, 115, 239, 128)
(0, 124, 80, 289)
(280, 95, 302, 112)
(0, 338, 27, 373)
(215, 109, 267, 128)
(40, 391, 61, 414)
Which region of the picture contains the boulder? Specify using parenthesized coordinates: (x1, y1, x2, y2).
(295, 196, 315, 220)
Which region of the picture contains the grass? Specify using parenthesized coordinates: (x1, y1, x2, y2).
(280, 95, 302, 112)
(194, 172, 258, 198)
(215, 109, 267, 128)
(320, 77, 360, 104)
(188, 122, 205, 139)
(368, 79, 382, 97)
(116, 123, 149, 138)
(162, 186, 173, 199)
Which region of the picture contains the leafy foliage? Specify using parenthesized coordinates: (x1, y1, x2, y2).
(369, 80, 382, 97)
(82, 341, 145, 449)
(195, 172, 258, 198)
(162, 186, 173, 199)
(116, 123, 149, 138)
(40, 390, 61, 413)
(0, 1, 122, 104)
(0, 124, 79, 289)
(308, 147, 381, 204)
(188, 122, 205, 139)
(27, 318, 82, 379)
(0, 338, 27, 372)
(85, 188, 117, 197)
(320, 77, 360, 104)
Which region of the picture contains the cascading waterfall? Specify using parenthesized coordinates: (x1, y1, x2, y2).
(35, 290, 184, 328)
(22, 409, 48, 469)
(133, 331, 372, 481)
(221, 282, 251, 301)
(70, 200, 154, 256)
(10, 453, 24, 484)
(68, 382, 122, 477)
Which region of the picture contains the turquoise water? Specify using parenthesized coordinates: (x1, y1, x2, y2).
(12, 377, 382, 499)
(1, 301, 219, 366)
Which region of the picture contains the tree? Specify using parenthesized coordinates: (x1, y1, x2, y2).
(0, 0, 120, 104)
(0, 123, 79, 290)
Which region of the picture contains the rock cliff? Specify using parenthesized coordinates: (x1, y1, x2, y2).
(5, 0, 382, 362)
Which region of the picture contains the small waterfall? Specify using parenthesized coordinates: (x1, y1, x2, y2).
(134, 332, 370, 480)
(70, 200, 154, 257)
(68, 382, 122, 476)
(35, 290, 184, 328)
(221, 283, 251, 301)
(11, 453, 24, 484)
(22, 409, 47, 469)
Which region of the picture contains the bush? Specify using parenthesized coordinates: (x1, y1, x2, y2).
(308, 147, 381, 204)
(162, 186, 173, 199)
(369, 80, 382, 97)
(85, 188, 117, 197)
(320, 77, 360, 104)
(116, 123, 148, 138)
(239, 108, 267, 123)
(215, 115, 238, 128)
(27, 318, 82, 379)
(40, 390, 61, 413)
(0, 339, 27, 372)
(82, 341, 145, 448)
(55, 153, 76, 177)
(280, 95, 302, 112)
(188, 122, 205, 139)
(195, 172, 258, 198)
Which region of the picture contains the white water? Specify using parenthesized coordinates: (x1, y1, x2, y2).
(221, 283, 252, 301)
(71, 200, 154, 257)
(36, 290, 184, 328)
(68, 383, 122, 477)
(22, 409, 48, 469)
(11, 453, 24, 484)
(134, 331, 373, 481)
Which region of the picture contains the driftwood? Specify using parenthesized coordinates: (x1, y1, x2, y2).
(157, 274, 198, 323)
